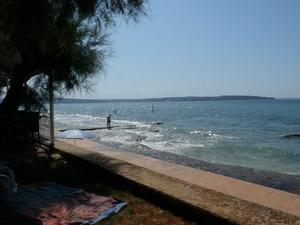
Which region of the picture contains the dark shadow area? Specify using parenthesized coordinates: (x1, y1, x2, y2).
(1, 144, 203, 225)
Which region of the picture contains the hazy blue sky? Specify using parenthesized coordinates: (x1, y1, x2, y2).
(73, 0, 300, 99)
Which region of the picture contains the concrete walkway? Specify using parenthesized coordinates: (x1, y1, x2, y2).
(54, 138, 300, 224)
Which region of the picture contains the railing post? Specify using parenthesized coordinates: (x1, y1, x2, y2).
(49, 74, 55, 147)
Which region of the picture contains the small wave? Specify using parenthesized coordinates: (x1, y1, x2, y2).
(53, 100, 300, 175)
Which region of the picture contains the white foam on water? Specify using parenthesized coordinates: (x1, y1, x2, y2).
(52, 100, 300, 175)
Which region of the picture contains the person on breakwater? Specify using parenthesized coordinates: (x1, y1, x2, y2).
(107, 115, 111, 129)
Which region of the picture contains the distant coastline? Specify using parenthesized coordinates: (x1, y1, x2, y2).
(56, 95, 275, 104)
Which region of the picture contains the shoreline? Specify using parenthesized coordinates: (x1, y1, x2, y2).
(53, 138, 300, 223)
(99, 140, 300, 195)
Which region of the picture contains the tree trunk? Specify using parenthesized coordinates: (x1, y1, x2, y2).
(0, 65, 26, 127)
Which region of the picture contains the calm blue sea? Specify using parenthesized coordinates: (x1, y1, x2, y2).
(53, 99, 300, 175)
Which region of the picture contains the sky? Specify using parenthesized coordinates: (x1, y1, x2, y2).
(71, 0, 300, 99)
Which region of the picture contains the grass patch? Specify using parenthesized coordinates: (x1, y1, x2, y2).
(0, 151, 199, 225)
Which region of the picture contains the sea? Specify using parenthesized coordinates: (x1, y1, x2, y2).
(53, 99, 300, 176)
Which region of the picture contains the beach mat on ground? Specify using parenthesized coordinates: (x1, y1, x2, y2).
(1, 181, 126, 225)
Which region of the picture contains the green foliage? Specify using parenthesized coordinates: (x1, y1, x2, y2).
(0, 0, 149, 111)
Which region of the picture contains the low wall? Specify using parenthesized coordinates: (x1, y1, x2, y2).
(52, 140, 300, 225)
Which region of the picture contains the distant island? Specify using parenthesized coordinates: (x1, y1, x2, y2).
(56, 95, 275, 104)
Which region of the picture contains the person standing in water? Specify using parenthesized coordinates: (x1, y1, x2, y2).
(107, 115, 111, 129)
